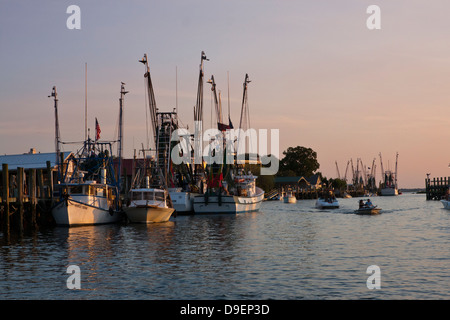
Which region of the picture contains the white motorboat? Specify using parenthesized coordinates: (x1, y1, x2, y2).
(193, 172, 265, 214)
(441, 199, 450, 210)
(283, 191, 297, 204)
(315, 197, 339, 209)
(124, 188, 174, 223)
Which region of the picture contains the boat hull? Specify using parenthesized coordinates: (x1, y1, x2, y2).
(125, 206, 174, 223)
(355, 208, 381, 215)
(283, 196, 297, 204)
(169, 191, 200, 214)
(193, 188, 265, 214)
(52, 199, 122, 226)
(441, 200, 450, 210)
(380, 188, 398, 196)
(315, 199, 339, 209)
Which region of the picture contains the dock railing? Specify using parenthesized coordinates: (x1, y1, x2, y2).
(425, 177, 449, 200)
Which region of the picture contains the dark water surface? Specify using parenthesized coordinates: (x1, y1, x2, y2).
(1, 193, 449, 299)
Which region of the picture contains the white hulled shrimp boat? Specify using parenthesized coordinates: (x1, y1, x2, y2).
(193, 171, 264, 214)
(50, 84, 127, 226)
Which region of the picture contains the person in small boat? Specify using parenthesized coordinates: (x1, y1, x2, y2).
(365, 199, 373, 208)
(359, 200, 365, 209)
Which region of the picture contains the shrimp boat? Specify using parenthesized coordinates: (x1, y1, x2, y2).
(193, 169, 265, 214)
(379, 152, 399, 196)
(123, 54, 176, 222)
(192, 73, 265, 214)
(168, 51, 208, 214)
(50, 85, 127, 226)
(52, 176, 123, 226)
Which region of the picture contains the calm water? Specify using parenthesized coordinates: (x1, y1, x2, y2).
(1, 193, 449, 300)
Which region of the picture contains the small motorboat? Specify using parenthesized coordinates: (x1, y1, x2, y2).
(441, 199, 450, 210)
(283, 190, 297, 204)
(355, 199, 381, 215)
(315, 197, 339, 209)
(355, 206, 381, 215)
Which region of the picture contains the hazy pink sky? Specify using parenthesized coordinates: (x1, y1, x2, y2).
(1, 1, 449, 188)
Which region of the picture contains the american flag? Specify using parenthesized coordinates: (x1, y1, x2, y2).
(95, 118, 101, 141)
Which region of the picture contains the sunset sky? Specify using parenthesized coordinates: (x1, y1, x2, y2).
(1, 1, 449, 188)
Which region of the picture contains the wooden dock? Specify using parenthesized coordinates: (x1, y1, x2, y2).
(425, 177, 449, 200)
(1, 163, 55, 238)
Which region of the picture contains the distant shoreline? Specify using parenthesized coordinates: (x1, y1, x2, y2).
(400, 188, 426, 194)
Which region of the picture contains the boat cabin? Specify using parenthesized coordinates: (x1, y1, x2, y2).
(128, 188, 169, 207)
(58, 181, 116, 208)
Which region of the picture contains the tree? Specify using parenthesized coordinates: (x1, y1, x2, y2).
(330, 178, 347, 190)
(279, 146, 320, 177)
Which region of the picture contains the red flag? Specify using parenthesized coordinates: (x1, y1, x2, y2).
(95, 118, 101, 141)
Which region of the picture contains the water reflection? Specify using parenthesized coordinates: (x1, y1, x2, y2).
(1, 194, 450, 299)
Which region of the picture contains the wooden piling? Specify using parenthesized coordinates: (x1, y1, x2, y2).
(18, 167, 24, 235)
(30, 169, 37, 230)
(37, 169, 44, 199)
(2, 163, 10, 235)
(46, 161, 53, 199)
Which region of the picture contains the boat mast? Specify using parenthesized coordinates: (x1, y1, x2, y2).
(207, 75, 221, 126)
(239, 74, 251, 130)
(118, 82, 128, 193)
(335, 161, 341, 180)
(394, 152, 399, 188)
(237, 74, 251, 167)
(49, 86, 61, 181)
(379, 152, 385, 185)
(194, 51, 208, 176)
(344, 160, 350, 183)
(139, 54, 158, 145)
(195, 51, 208, 123)
(85, 63, 88, 141)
